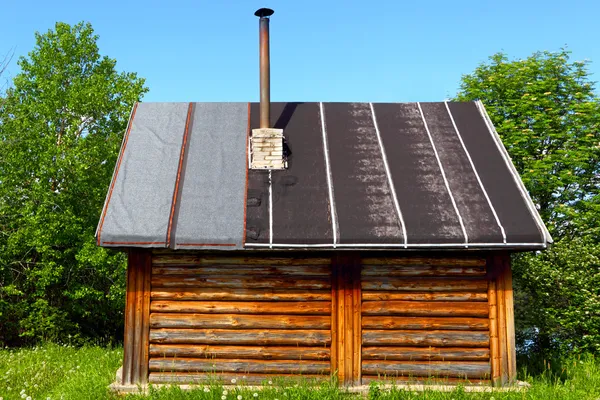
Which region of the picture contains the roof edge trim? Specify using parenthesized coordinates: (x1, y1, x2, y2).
(95, 102, 139, 244)
(245, 242, 547, 248)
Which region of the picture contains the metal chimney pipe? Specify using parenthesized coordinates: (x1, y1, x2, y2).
(255, 8, 274, 129)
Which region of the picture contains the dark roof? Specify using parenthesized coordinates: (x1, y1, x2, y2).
(96, 101, 552, 251)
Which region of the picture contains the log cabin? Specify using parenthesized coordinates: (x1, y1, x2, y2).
(96, 8, 551, 390)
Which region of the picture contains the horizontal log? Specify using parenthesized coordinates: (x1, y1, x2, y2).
(360, 375, 491, 386)
(362, 316, 489, 331)
(362, 360, 490, 379)
(152, 255, 330, 266)
(362, 291, 487, 302)
(150, 301, 331, 315)
(361, 257, 485, 267)
(151, 275, 330, 290)
(361, 265, 486, 277)
(150, 329, 331, 346)
(149, 358, 330, 374)
(151, 288, 332, 302)
(362, 346, 490, 361)
(152, 265, 331, 277)
(149, 344, 330, 360)
(362, 330, 489, 347)
(149, 372, 327, 384)
(361, 301, 488, 317)
(361, 277, 488, 292)
(150, 313, 331, 330)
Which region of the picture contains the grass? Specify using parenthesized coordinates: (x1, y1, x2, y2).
(0, 343, 121, 400)
(0, 344, 599, 400)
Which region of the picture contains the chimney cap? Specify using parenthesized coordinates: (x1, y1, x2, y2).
(254, 8, 274, 18)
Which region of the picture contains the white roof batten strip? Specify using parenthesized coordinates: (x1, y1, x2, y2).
(475, 100, 551, 246)
(319, 102, 339, 248)
(444, 101, 507, 244)
(244, 242, 547, 248)
(370, 102, 408, 248)
(268, 170, 273, 249)
(417, 102, 469, 247)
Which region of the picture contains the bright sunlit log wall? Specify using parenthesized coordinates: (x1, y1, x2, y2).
(121, 250, 516, 387)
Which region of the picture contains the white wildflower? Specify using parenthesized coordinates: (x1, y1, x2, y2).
(27, 397, 32, 400)
(222, 396, 226, 400)
(204, 387, 210, 393)
(237, 396, 243, 400)
(21, 394, 27, 399)
(253, 393, 258, 398)
(268, 380, 272, 385)
(21, 390, 26, 395)
(223, 390, 228, 395)
(231, 378, 237, 384)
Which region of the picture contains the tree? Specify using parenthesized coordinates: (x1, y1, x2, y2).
(0, 49, 14, 96)
(456, 50, 600, 355)
(457, 49, 600, 239)
(0, 22, 148, 345)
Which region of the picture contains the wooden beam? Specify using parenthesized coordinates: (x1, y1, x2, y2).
(362, 346, 490, 361)
(362, 316, 489, 331)
(330, 261, 339, 383)
(331, 253, 361, 386)
(498, 253, 517, 383)
(487, 276, 501, 386)
(122, 248, 151, 385)
(149, 344, 330, 360)
(150, 328, 331, 345)
(488, 253, 517, 386)
(352, 255, 362, 386)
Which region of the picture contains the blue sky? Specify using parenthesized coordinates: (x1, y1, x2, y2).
(1, 0, 599, 102)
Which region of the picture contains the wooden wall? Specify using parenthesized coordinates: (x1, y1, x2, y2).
(147, 254, 332, 384)
(360, 256, 491, 385)
(122, 250, 516, 387)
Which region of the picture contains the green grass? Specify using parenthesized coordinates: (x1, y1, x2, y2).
(1, 344, 599, 400)
(0, 343, 122, 400)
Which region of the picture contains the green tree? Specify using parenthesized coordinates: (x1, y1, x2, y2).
(457, 49, 600, 239)
(456, 49, 600, 355)
(0, 49, 14, 96)
(0, 22, 148, 345)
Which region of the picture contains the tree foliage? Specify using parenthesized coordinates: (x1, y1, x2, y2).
(514, 238, 600, 354)
(0, 49, 14, 96)
(0, 22, 148, 345)
(457, 50, 600, 355)
(457, 50, 600, 239)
